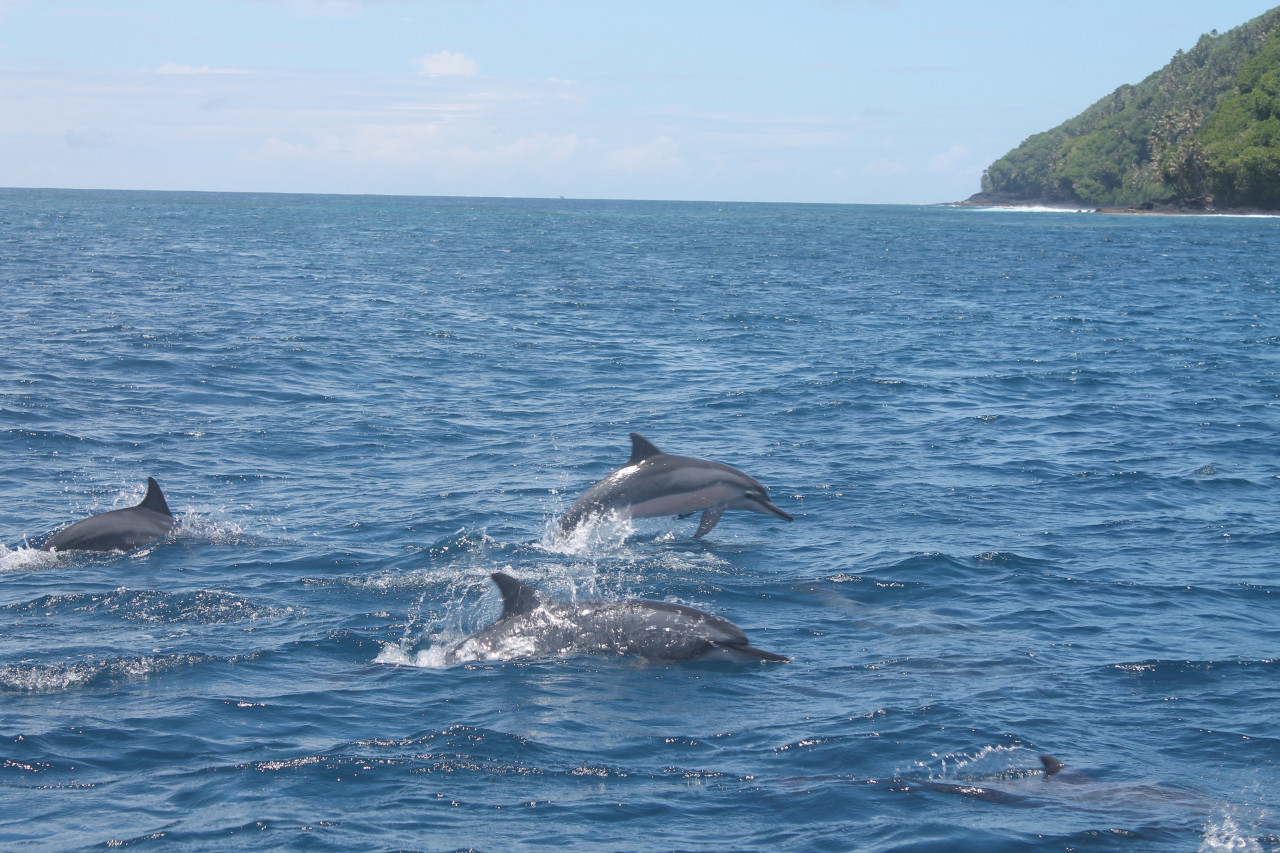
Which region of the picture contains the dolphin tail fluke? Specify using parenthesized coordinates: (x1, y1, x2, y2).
(491, 572, 540, 618)
(139, 478, 172, 517)
(694, 507, 725, 538)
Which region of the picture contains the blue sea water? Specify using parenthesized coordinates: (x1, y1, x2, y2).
(1, 187, 1278, 852)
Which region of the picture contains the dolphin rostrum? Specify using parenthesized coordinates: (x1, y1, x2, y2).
(442, 572, 789, 665)
(43, 477, 175, 552)
(557, 433, 794, 538)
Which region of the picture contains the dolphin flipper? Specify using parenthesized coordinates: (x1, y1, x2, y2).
(694, 507, 725, 538)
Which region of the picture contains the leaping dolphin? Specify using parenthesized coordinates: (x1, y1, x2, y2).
(442, 572, 789, 665)
(557, 433, 794, 538)
(42, 477, 175, 552)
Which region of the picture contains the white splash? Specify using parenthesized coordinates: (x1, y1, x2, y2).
(375, 641, 452, 669)
(1199, 806, 1267, 853)
(0, 544, 57, 574)
(537, 510, 635, 556)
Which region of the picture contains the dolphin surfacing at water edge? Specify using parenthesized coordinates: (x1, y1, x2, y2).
(442, 573, 789, 665)
(557, 433, 794, 538)
(42, 477, 175, 552)
(887, 754, 1211, 812)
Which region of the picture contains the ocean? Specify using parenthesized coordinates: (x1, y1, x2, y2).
(1, 188, 1277, 852)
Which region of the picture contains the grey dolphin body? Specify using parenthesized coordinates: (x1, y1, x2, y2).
(442, 572, 789, 665)
(558, 433, 794, 538)
(43, 477, 175, 552)
(896, 756, 1084, 805)
(892, 755, 1204, 810)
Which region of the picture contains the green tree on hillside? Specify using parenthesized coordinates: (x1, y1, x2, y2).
(976, 8, 1280, 209)
(1199, 30, 1280, 205)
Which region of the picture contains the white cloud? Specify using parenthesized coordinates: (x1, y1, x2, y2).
(414, 51, 479, 77)
(0, 0, 27, 21)
(64, 129, 113, 149)
(862, 157, 907, 177)
(281, 0, 366, 16)
(255, 125, 579, 174)
(927, 143, 970, 174)
(155, 62, 248, 75)
(606, 135, 683, 173)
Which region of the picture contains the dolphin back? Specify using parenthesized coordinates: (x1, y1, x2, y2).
(445, 575, 789, 664)
(561, 597, 787, 662)
(640, 600, 789, 662)
(557, 433, 665, 532)
(43, 478, 175, 552)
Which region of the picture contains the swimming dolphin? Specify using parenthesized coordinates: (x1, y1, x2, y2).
(889, 754, 1206, 811)
(557, 433, 794, 538)
(893, 755, 1084, 805)
(42, 477, 175, 552)
(442, 572, 789, 665)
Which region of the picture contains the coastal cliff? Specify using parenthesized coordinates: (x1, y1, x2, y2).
(966, 6, 1280, 211)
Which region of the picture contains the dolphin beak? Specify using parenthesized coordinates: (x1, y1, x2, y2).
(758, 499, 794, 522)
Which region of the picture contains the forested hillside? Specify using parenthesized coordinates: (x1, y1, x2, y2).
(972, 6, 1280, 209)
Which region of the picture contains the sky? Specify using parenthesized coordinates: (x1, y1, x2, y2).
(2, 0, 1278, 205)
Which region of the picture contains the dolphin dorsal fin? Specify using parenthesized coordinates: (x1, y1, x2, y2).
(1040, 755, 1067, 778)
(139, 477, 172, 517)
(628, 433, 664, 464)
(491, 572, 540, 618)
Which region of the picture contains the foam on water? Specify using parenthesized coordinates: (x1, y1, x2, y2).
(0, 544, 57, 574)
(171, 508, 261, 546)
(374, 641, 453, 669)
(1, 652, 222, 692)
(965, 204, 1096, 214)
(1199, 808, 1270, 853)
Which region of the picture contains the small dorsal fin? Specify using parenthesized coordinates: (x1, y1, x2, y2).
(1040, 755, 1067, 778)
(628, 433, 664, 464)
(139, 477, 172, 517)
(491, 572, 540, 618)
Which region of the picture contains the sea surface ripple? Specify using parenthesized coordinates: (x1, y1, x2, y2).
(1, 189, 1278, 851)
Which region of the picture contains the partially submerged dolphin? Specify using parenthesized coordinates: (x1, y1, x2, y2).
(442, 572, 789, 665)
(890, 754, 1206, 812)
(557, 433, 794, 538)
(893, 755, 1085, 805)
(43, 477, 175, 552)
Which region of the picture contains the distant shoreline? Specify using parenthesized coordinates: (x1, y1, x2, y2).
(950, 193, 1280, 217)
